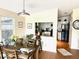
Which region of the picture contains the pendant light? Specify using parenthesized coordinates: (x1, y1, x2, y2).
(18, 0, 30, 16)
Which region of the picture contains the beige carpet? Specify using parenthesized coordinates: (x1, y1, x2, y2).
(58, 48, 72, 56)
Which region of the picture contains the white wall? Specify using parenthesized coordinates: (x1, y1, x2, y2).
(70, 8, 79, 49)
(25, 9, 58, 34)
(25, 9, 58, 52)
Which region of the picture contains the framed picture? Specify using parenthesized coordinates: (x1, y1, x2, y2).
(27, 23, 32, 29)
(18, 21, 23, 28)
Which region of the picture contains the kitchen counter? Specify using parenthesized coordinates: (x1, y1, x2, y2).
(41, 36, 57, 53)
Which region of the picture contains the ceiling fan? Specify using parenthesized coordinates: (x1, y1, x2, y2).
(18, 0, 30, 16)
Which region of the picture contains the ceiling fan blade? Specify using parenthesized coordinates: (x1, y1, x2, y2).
(25, 12, 30, 15)
(17, 11, 30, 16)
(17, 12, 23, 15)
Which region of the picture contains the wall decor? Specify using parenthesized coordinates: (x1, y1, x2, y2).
(73, 20, 79, 30)
(18, 21, 23, 28)
(27, 23, 32, 29)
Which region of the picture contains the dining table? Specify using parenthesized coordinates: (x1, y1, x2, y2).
(0, 44, 39, 59)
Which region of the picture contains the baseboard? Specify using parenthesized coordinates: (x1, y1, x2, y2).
(42, 50, 57, 53)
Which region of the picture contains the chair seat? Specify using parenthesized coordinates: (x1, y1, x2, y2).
(8, 54, 16, 57)
(18, 54, 28, 59)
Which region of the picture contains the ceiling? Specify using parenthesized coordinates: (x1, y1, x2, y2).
(0, 0, 79, 17)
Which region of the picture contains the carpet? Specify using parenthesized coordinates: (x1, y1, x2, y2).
(58, 48, 72, 56)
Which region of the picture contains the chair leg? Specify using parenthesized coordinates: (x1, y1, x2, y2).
(28, 56, 29, 59)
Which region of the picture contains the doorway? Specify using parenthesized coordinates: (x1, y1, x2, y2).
(61, 23, 70, 42)
(57, 16, 70, 49)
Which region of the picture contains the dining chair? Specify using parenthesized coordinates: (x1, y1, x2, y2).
(18, 53, 28, 59)
(17, 48, 35, 59)
(4, 48, 18, 59)
(0, 47, 3, 59)
(35, 36, 42, 52)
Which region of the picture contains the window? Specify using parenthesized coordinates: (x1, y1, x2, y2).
(0, 16, 14, 45)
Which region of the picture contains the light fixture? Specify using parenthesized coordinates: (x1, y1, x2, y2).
(18, 0, 30, 16)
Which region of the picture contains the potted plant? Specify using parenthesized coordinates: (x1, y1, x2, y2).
(26, 34, 35, 47)
(26, 34, 33, 40)
(9, 35, 18, 46)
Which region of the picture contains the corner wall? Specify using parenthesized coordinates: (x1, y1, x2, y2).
(70, 8, 79, 49)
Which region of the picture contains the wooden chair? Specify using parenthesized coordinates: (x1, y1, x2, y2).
(0, 47, 3, 59)
(35, 36, 42, 52)
(33, 36, 42, 59)
(17, 50, 35, 59)
(18, 53, 28, 59)
(4, 48, 18, 59)
(0, 52, 2, 59)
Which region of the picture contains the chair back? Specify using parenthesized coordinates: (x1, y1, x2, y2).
(0, 47, 3, 59)
(4, 48, 17, 59)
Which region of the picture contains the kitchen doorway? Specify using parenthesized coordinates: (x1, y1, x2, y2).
(57, 16, 70, 49)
